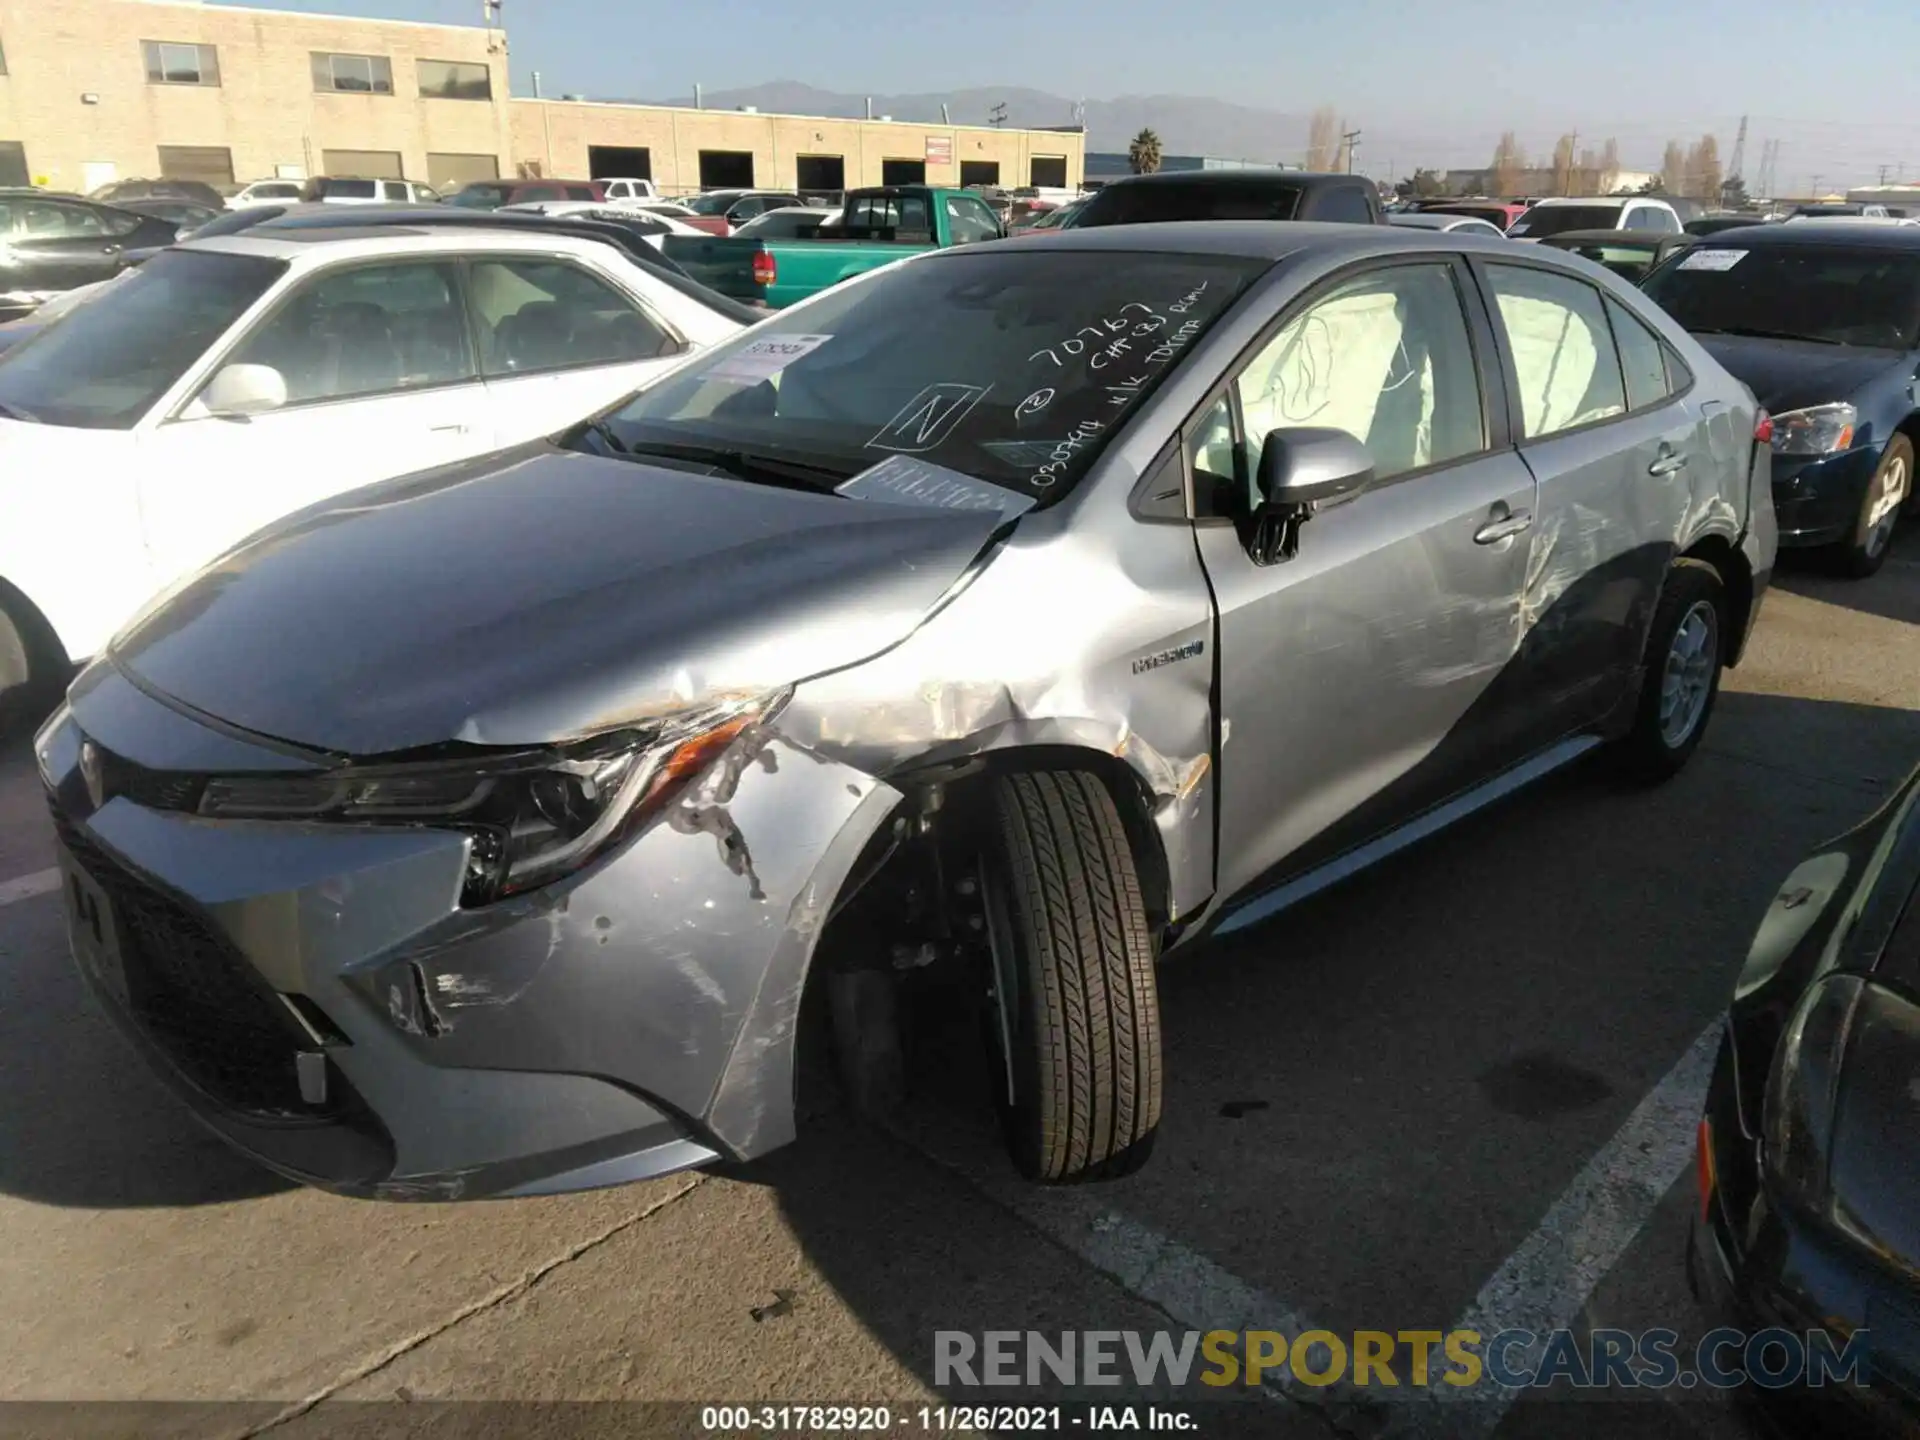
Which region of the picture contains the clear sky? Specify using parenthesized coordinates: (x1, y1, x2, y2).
(219, 0, 1920, 191)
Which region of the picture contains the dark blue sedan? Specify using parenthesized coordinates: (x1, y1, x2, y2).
(1643, 223, 1920, 576)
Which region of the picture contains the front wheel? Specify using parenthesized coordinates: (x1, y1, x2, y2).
(980, 771, 1162, 1184)
(1611, 558, 1725, 783)
(0, 596, 64, 745)
(1832, 434, 1911, 579)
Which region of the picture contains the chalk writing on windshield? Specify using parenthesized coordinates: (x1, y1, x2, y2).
(1028, 282, 1214, 379)
(1027, 419, 1107, 490)
(866, 382, 993, 453)
(1014, 387, 1055, 420)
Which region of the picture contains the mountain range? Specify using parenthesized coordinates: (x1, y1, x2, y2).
(643, 82, 1333, 165)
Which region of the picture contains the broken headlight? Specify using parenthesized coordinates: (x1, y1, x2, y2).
(198, 693, 785, 904)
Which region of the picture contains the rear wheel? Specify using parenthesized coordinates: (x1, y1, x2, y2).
(980, 771, 1162, 1184)
(1611, 558, 1725, 783)
(1832, 435, 1911, 579)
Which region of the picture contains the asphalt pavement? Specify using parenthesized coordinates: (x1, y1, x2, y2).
(0, 524, 1915, 1439)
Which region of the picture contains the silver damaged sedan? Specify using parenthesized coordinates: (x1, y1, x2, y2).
(38, 223, 1777, 1197)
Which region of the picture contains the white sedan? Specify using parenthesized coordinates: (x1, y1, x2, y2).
(0, 226, 742, 728)
(497, 199, 709, 249)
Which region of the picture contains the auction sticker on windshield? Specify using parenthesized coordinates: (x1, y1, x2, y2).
(704, 334, 833, 385)
(1677, 249, 1748, 272)
(837, 454, 1036, 519)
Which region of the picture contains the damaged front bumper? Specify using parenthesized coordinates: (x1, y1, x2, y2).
(37, 667, 899, 1201)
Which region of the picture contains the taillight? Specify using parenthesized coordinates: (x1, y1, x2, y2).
(1695, 1117, 1717, 1223)
(1754, 411, 1774, 445)
(751, 251, 776, 287)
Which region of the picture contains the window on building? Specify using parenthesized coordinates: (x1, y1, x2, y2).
(795, 155, 844, 192)
(321, 149, 403, 180)
(588, 145, 652, 181)
(418, 59, 491, 101)
(881, 159, 927, 187)
(959, 161, 1000, 187)
(311, 52, 394, 95)
(428, 152, 501, 192)
(143, 41, 220, 87)
(157, 145, 236, 188)
(698, 150, 754, 189)
(0, 143, 27, 189)
(1030, 155, 1068, 188)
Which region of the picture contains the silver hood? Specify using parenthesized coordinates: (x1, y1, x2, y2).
(109, 444, 1006, 756)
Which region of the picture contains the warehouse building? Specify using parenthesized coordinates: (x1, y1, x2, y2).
(0, 0, 1083, 195)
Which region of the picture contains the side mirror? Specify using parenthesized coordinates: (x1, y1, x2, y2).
(203, 363, 287, 418)
(1250, 428, 1376, 565)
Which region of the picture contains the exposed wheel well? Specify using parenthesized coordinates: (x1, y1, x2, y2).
(898, 747, 1173, 933)
(1679, 534, 1753, 667)
(1893, 412, 1920, 461)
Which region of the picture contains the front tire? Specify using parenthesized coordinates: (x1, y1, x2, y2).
(1832, 434, 1910, 579)
(1612, 558, 1725, 783)
(981, 771, 1162, 1184)
(0, 595, 63, 745)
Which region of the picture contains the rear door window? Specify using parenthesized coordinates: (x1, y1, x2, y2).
(563, 184, 598, 201)
(467, 258, 675, 375)
(380, 181, 409, 201)
(1483, 264, 1627, 438)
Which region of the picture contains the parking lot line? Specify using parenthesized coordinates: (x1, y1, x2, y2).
(894, 1117, 1388, 1433)
(0, 867, 59, 909)
(1404, 1019, 1723, 1438)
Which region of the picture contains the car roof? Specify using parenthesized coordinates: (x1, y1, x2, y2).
(181, 227, 626, 261)
(940, 220, 1549, 265)
(1095, 170, 1357, 191)
(1530, 195, 1637, 207)
(1535, 229, 1669, 246)
(1389, 212, 1495, 229)
(1686, 220, 1920, 249)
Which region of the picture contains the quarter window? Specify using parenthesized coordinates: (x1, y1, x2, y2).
(417, 58, 491, 101)
(1316, 186, 1377, 224)
(142, 40, 219, 87)
(467, 258, 675, 376)
(223, 262, 473, 406)
(311, 51, 394, 95)
(1606, 298, 1674, 412)
(1483, 264, 1626, 439)
(7, 199, 140, 239)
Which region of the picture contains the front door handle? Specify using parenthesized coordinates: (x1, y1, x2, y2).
(429, 423, 469, 434)
(1473, 509, 1533, 545)
(1648, 450, 1689, 476)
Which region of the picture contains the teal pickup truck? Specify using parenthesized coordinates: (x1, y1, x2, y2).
(658, 186, 1008, 309)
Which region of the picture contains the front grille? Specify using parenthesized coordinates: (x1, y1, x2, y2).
(95, 746, 205, 813)
(50, 806, 325, 1120)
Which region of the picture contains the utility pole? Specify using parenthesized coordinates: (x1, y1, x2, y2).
(1341, 128, 1361, 174)
(1810, 173, 1823, 200)
(1728, 115, 1748, 188)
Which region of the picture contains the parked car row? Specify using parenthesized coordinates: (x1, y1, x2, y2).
(2, 165, 1914, 1440)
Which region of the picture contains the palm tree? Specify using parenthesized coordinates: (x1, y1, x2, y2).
(1128, 128, 1163, 175)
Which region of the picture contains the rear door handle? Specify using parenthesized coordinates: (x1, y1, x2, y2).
(1649, 451, 1689, 476)
(429, 424, 469, 434)
(1473, 510, 1533, 545)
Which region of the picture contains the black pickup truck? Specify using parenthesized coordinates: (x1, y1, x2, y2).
(1071, 170, 1386, 227)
